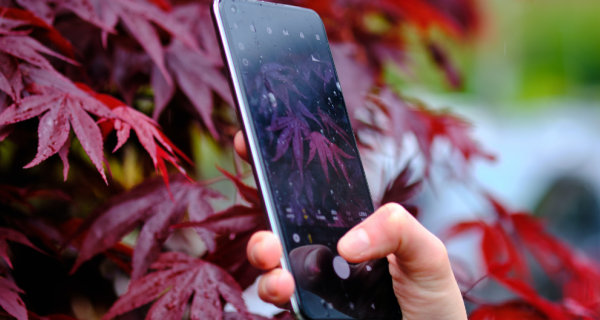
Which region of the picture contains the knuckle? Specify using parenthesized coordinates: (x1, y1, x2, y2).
(427, 237, 451, 269)
(378, 203, 409, 234)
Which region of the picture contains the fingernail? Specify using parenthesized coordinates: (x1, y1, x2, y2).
(339, 228, 370, 257)
(250, 244, 259, 265)
(266, 274, 280, 297)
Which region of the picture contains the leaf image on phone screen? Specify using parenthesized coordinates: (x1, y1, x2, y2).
(243, 49, 372, 228)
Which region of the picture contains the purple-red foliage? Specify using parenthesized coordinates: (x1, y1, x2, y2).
(447, 196, 600, 319)
(0, 0, 597, 320)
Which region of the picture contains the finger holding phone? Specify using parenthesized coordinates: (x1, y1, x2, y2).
(237, 132, 467, 320)
(214, 1, 467, 319)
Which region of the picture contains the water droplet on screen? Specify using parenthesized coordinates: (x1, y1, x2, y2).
(268, 92, 277, 107)
(283, 29, 289, 36)
(333, 91, 337, 96)
(267, 27, 272, 34)
(233, 23, 238, 29)
(293, 233, 300, 243)
(311, 54, 320, 62)
(300, 32, 305, 38)
(242, 58, 249, 66)
(330, 189, 334, 195)
(371, 303, 376, 309)
(349, 302, 355, 310)
(250, 24, 256, 32)
(336, 82, 342, 91)
(238, 43, 244, 50)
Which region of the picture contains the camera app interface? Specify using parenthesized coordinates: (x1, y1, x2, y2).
(220, 1, 401, 319)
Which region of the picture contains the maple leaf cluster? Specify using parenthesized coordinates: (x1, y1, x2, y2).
(0, 1, 598, 320)
(448, 196, 600, 319)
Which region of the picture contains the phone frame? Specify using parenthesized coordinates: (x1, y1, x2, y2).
(211, 1, 307, 318)
(211, 1, 372, 319)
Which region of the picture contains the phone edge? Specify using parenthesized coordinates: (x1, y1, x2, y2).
(210, 1, 305, 319)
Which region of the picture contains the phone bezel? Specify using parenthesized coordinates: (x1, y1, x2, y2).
(211, 1, 375, 319)
(212, 1, 307, 318)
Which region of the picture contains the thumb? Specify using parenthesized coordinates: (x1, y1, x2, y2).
(337, 204, 467, 320)
(337, 203, 451, 282)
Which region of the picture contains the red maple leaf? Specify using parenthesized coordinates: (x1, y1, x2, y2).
(14, 0, 114, 32)
(70, 174, 222, 281)
(0, 7, 76, 58)
(77, 84, 192, 190)
(0, 10, 78, 105)
(470, 301, 548, 320)
(0, 227, 44, 269)
(0, 35, 78, 74)
(449, 196, 600, 319)
(97, 0, 200, 84)
(0, 277, 26, 320)
(102, 251, 251, 320)
(446, 220, 530, 281)
(377, 0, 464, 37)
(490, 276, 570, 320)
(0, 53, 24, 105)
(150, 2, 233, 137)
(307, 131, 354, 183)
(0, 65, 115, 182)
(152, 39, 233, 138)
(427, 41, 463, 89)
(0, 185, 69, 211)
(173, 167, 267, 290)
(21, 0, 200, 83)
(27, 311, 79, 320)
(367, 90, 494, 169)
(94, 0, 199, 81)
(511, 213, 600, 315)
(379, 165, 423, 216)
(288, 0, 479, 91)
(485, 195, 600, 313)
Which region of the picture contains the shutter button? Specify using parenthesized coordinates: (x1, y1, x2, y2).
(332, 256, 350, 279)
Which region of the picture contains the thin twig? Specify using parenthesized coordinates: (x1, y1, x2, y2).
(462, 273, 489, 297)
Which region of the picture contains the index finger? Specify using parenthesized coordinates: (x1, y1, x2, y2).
(234, 130, 249, 162)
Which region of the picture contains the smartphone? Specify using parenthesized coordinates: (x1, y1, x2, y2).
(212, 1, 402, 319)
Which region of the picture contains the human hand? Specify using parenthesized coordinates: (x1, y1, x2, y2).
(235, 131, 467, 320)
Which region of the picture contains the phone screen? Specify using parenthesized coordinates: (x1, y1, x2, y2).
(216, 1, 401, 319)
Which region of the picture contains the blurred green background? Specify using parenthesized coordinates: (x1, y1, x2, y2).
(388, 0, 600, 105)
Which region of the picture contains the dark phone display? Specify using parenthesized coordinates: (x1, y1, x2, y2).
(217, 1, 401, 318)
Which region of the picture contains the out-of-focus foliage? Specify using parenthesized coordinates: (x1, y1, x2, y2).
(0, 0, 598, 319)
